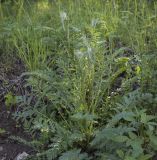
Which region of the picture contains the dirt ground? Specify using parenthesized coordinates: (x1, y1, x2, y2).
(0, 57, 34, 160)
(0, 104, 33, 160)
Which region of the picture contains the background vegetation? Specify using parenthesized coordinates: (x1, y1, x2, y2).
(0, 0, 157, 159)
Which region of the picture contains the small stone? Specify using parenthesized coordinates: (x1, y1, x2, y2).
(0, 146, 3, 151)
(14, 152, 29, 160)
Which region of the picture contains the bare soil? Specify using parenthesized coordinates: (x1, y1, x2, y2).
(0, 57, 34, 160)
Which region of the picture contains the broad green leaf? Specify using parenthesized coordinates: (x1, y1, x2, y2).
(59, 149, 89, 160)
(0, 128, 6, 134)
(149, 135, 157, 150)
(128, 132, 137, 139)
(126, 138, 143, 158)
(138, 154, 153, 160)
(116, 149, 125, 159)
(125, 156, 136, 160)
(71, 112, 97, 122)
(110, 112, 135, 126)
(113, 135, 129, 143)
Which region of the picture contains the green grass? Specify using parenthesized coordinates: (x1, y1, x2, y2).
(1, 0, 157, 159)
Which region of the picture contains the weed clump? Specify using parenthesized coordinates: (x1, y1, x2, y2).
(1, 0, 157, 160)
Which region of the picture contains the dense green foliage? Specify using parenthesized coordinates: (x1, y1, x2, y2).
(1, 0, 157, 159)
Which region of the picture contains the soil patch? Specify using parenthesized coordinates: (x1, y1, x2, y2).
(0, 103, 34, 160)
(0, 57, 34, 160)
